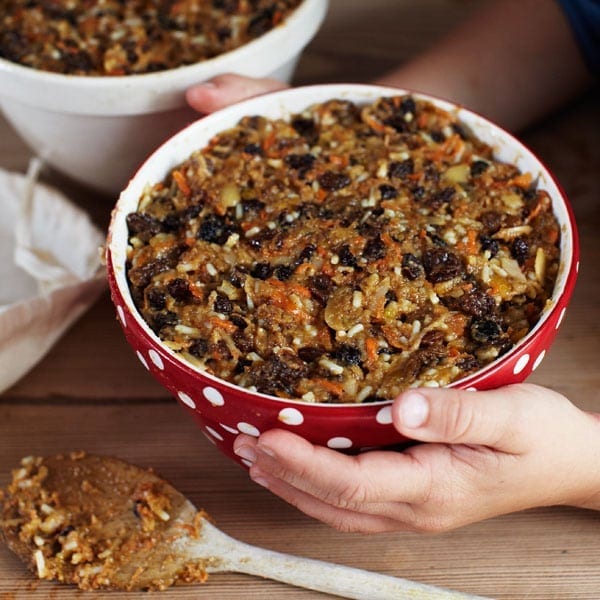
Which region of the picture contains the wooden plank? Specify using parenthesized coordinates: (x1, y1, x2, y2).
(1, 403, 599, 600)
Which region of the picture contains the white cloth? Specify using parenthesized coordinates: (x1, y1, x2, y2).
(0, 160, 106, 392)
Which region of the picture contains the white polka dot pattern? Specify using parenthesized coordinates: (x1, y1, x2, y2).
(117, 305, 126, 327)
(136, 350, 149, 370)
(532, 350, 546, 371)
(220, 423, 238, 434)
(556, 307, 566, 330)
(205, 426, 224, 441)
(203, 386, 224, 406)
(513, 353, 530, 375)
(177, 391, 195, 409)
(466, 387, 478, 392)
(237, 422, 260, 436)
(327, 437, 352, 449)
(278, 407, 304, 425)
(375, 406, 392, 425)
(148, 349, 164, 370)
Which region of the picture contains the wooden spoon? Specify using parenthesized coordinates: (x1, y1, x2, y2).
(0, 453, 487, 599)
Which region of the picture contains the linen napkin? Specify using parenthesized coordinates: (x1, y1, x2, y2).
(0, 160, 106, 392)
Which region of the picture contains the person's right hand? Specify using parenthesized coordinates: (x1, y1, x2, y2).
(233, 384, 600, 534)
(186, 73, 287, 114)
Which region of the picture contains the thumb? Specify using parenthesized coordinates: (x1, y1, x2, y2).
(392, 385, 544, 452)
(186, 73, 288, 113)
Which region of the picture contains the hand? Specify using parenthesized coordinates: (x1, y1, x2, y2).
(233, 384, 600, 533)
(186, 73, 287, 114)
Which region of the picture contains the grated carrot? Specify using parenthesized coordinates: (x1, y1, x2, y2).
(314, 379, 344, 397)
(172, 170, 191, 197)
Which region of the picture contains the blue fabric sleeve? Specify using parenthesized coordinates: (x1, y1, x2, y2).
(556, 0, 600, 76)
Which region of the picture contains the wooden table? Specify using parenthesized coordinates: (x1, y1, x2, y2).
(1, 1, 599, 598)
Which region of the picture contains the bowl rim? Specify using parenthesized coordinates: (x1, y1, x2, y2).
(107, 83, 579, 408)
(0, 0, 328, 114)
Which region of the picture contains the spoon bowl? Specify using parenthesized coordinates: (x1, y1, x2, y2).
(1, 453, 486, 598)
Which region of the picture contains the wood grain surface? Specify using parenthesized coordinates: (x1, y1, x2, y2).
(1, 1, 599, 599)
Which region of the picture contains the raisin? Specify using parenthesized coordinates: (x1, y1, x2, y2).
(457, 289, 495, 317)
(422, 248, 464, 283)
(470, 160, 489, 177)
(242, 198, 266, 213)
(363, 236, 386, 261)
(338, 244, 357, 267)
(379, 184, 398, 199)
(189, 339, 209, 357)
(64, 50, 94, 73)
(291, 116, 318, 144)
(274, 264, 293, 281)
(247, 7, 274, 37)
(243, 143, 263, 155)
(382, 116, 408, 133)
(479, 235, 500, 257)
(198, 213, 230, 244)
(0, 31, 28, 62)
(229, 314, 247, 329)
(452, 123, 468, 140)
(401, 253, 423, 280)
(411, 185, 425, 200)
(511, 237, 530, 265)
(430, 130, 446, 143)
(213, 293, 233, 314)
(152, 311, 177, 332)
(402, 346, 445, 380)
(400, 96, 417, 115)
(167, 278, 191, 301)
(248, 353, 308, 396)
(331, 344, 362, 366)
(308, 274, 333, 305)
(389, 159, 414, 179)
(318, 171, 351, 191)
(480, 211, 502, 235)
(470, 318, 502, 343)
(146, 289, 166, 310)
(427, 186, 454, 210)
(161, 213, 182, 232)
(126, 212, 161, 237)
(229, 266, 248, 288)
(296, 244, 317, 264)
(298, 346, 324, 363)
(233, 357, 252, 374)
(419, 330, 445, 348)
(128, 250, 182, 288)
(285, 153, 316, 171)
(251, 262, 272, 280)
(456, 356, 480, 371)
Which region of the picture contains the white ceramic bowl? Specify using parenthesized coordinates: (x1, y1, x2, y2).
(0, 0, 327, 195)
(107, 84, 578, 463)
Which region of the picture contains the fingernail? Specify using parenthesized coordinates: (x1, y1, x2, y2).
(257, 443, 276, 458)
(196, 80, 217, 88)
(251, 475, 270, 489)
(234, 444, 257, 463)
(399, 392, 429, 428)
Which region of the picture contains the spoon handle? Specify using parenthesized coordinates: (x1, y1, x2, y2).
(205, 534, 487, 600)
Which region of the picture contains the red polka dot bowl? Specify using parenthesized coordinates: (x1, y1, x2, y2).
(106, 84, 579, 465)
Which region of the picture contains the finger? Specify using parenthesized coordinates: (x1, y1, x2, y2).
(234, 430, 433, 507)
(186, 73, 288, 113)
(248, 466, 418, 534)
(392, 384, 548, 452)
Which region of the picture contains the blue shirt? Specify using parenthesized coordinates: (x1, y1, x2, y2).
(557, 0, 600, 75)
